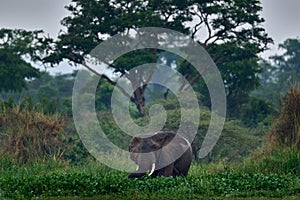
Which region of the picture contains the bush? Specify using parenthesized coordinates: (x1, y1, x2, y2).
(97, 97, 261, 163)
(240, 97, 277, 128)
(201, 120, 260, 163)
(60, 118, 94, 163)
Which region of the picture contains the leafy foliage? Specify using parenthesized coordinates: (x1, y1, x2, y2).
(0, 70, 274, 164)
(271, 38, 300, 80)
(46, 0, 272, 115)
(240, 97, 277, 128)
(0, 29, 52, 92)
(0, 160, 298, 199)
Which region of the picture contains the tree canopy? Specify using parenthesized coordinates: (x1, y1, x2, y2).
(46, 0, 272, 115)
(0, 29, 52, 92)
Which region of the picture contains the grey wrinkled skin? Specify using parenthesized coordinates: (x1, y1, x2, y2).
(128, 131, 192, 178)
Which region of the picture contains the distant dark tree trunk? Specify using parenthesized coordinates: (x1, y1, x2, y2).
(131, 87, 146, 116)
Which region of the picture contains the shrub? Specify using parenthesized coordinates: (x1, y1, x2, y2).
(97, 98, 261, 163)
(240, 97, 277, 128)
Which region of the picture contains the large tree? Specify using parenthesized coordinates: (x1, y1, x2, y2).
(253, 38, 300, 108)
(47, 0, 272, 115)
(271, 38, 300, 84)
(0, 29, 52, 92)
(177, 0, 272, 116)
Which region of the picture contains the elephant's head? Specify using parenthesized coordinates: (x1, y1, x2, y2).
(128, 131, 190, 178)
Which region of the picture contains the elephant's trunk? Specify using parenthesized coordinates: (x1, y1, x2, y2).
(135, 162, 155, 175)
(129, 153, 156, 178)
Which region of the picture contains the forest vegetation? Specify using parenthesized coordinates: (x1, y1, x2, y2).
(1, 0, 300, 199)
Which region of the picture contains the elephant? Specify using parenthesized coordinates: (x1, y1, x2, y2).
(128, 131, 192, 178)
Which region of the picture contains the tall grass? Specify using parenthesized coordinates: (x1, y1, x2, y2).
(268, 83, 300, 148)
(243, 146, 300, 175)
(243, 84, 300, 175)
(0, 103, 64, 164)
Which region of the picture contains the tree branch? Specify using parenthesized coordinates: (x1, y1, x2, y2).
(183, 64, 210, 91)
(81, 62, 133, 100)
(191, 11, 204, 40)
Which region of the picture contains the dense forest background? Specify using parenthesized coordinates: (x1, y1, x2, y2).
(1, 37, 300, 164)
(0, 0, 300, 165)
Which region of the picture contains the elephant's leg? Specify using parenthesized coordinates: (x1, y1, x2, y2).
(159, 164, 174, 177)
(173, 166, 181, 177)
(173, 148, 192, 177)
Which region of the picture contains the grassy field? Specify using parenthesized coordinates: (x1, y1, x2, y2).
(1, 85, 300, 200)
(1, 161, 300, 200)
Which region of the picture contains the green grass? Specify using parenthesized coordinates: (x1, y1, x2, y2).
(1, 161, 300, 200)
(241, 146, 300, 175)
(41, 196, 300, 200)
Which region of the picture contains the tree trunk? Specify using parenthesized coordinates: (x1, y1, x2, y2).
(130, 86, 146, 116)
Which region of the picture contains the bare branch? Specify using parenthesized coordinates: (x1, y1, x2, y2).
(190, 11, 204, 40)
(81, 62, 133, 100)
(142, 65, 157, 90)
(202, 12, 214, 46)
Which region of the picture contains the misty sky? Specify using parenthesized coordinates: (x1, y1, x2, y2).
(0, 0, 299, 70)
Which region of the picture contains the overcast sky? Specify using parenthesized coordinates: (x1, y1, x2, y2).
(0, 0, 299, 72)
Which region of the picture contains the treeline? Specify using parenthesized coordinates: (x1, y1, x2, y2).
(0, 68, 274, 164)
(1, 37, 300, 164)
(1, 0, 300, 165)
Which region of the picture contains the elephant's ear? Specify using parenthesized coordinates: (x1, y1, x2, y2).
(151, 132, 178, 170)
(129, 136, 140, 152)
(151, 132, 175, 148)
(179, 137, 191, 152)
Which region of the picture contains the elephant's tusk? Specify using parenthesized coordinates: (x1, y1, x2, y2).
(136, 165, 139, 171)
(149, 163, 155, 176)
